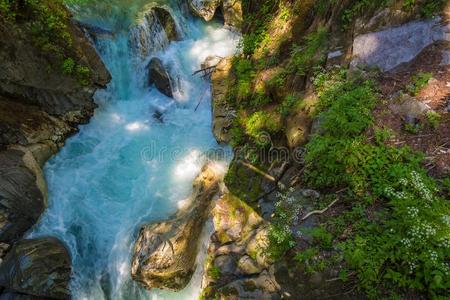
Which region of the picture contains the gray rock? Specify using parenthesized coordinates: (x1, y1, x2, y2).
(188, 0, 222, 22)
(352, 18, 450, 71)
(0, 12, 110, 119)
(237, 255, 264, 275)
(0, 238, 71, 300)
(389, 94, 430, 121)
(0, 149, 47, 242)
(147, 58, 174, 98)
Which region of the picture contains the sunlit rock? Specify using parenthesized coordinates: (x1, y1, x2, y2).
(147, 57, 174, 98)
(131, 163, 223, 291)
(188, 0, 222, 22)
(0, 237, 71, 299)
(222, 0, 243, 30)
(351, 18, 450, 71)
(211, 57, 235, 143)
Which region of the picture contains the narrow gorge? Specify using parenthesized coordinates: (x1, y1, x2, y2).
(0, 0, 449, 300)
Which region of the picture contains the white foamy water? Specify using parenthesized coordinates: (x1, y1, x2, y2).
(28, 1, 239, 299)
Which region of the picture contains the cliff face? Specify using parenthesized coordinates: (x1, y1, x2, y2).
(0, 2, 110, 298)
(204, 0, 450, 299)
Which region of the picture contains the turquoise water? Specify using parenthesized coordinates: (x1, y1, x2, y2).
(29, 1, 238, 299)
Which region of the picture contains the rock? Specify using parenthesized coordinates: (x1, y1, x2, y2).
(152, 7, 180, 42)
(147, 57, 174, 98)
(0, 238, 71, 299)
(237, 255, 264, 275)
(0, 290, 51, 300)
(222, 0, 243, 29)
(131, 163, 223, 291)
(129, 7, 179, 59)
(389, 94, 430, 121)
(217, 271, 280, 299)
(285, 110, 311, 149)
(212, 194, 262, 244)
(188, 0, 222, 22)
(351, 18, 450, 71)
(211, 58, 235, 143)
(0, 149, 47, 242)
(0, 9, 110, 120)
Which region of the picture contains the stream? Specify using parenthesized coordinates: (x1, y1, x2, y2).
(27, 1, 239, 299)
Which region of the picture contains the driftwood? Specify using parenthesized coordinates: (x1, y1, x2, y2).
(192, 65, 218, 79)
(239, 161, 276, 182)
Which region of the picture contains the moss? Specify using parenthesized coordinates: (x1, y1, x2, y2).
(0, 0, 92, 85)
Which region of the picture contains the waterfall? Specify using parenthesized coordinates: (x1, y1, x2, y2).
(27, 1, 239, 299)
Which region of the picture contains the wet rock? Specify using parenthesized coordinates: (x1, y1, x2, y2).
(0, 290, 51, 300)
(351, 18, 450, 71)
(147, 57, 174, 98)
(152, 7, 180, 42)
(188, 0, 222, 22)
(0, 238, 71, 299)
(211, 58, 235, 143)
(0, 149, 47, 242)
(131, 163, 223, 291)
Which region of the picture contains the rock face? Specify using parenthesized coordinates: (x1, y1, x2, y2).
(222, 0, 243, 29)
(131, 164, 223, 291)
(0, 17, 110, 121)
(0, 238, 71, 299)
(147, 57, 174, 98)
(0, 149, 46, 243)
(211, 58, 235, 143)
(188, 0, 242, 29)
(351, 18, 450, 71)
(129, 6, 179, 59)
(188, 0, 222, 22)
(152, 7, 180, 42)
(202, 194, 281, 299)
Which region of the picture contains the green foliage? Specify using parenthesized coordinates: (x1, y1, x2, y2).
(267, 223, 295, 260)
(403, 0, 446, 17)
(305, 68, 449, 297)
(289, 27, 328, 75)
(340, 171, 450, 297)
(233, 58, 255, 102)
(0, 0, 92, 85)
(277, 95, 302, 117)
(208, 265, 221, 280)
(426, 111, 441, 129)
(62, 57, 75, 75)
(374, 127, 393, 145)
(406, 72, 432, 96)
(342, 0, 390, 28)
(404, 122, 421, 134)
(245, 111, 281, 145)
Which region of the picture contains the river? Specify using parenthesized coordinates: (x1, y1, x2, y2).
(28, 0, 239, 299)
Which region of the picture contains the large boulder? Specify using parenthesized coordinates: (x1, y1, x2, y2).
(0, 149, 47, 243)
(351, 18, 450, 71)
(0, 237, 71, 299)
(129, 7, 180, 59)
(211, 58, 235, 143)
(147, 58, 174, 98)
(131, 163, 223, 291)
(152, 7, 180, 42)
(188, 0, 222, 22)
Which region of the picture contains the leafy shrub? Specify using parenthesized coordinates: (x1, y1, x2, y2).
(406, 72, 432, 96)
(62, 57, 75, 75)
(245, 111, 282, 144)
(290, 27, 328, 75)
(426, 111, 441, 129)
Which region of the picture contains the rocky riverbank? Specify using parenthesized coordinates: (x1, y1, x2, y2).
(0, 1, 110, 298)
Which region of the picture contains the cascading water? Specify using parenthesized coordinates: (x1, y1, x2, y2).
(27, 1, 239, 299)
